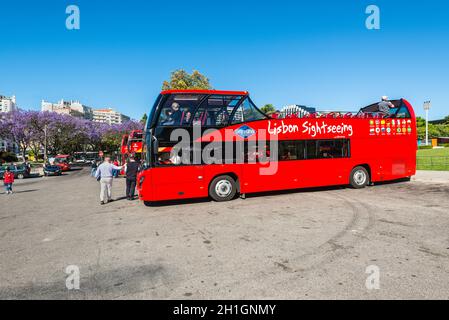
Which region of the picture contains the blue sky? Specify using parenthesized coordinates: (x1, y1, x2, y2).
(1, 0, 448, 120)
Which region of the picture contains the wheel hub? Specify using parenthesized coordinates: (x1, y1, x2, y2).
(354, 170, 367, 185)
(215, 180, 232, 197)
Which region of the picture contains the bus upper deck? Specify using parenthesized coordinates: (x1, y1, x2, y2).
(144, 90, 415, 149)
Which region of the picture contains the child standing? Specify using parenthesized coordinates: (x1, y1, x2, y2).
(3, 167, 14, 194)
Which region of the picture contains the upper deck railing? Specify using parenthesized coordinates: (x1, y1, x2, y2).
(273, 99, 412, 120)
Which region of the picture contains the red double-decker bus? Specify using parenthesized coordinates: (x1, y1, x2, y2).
(127, 130, 143, 162)
(137, 90, 416, 203)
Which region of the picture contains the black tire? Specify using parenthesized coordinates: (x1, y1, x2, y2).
(209, 175, 237, 202)
(17, 173, 24, 179)
(349, 166, 369, 189)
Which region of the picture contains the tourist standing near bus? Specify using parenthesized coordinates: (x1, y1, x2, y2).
(124, 156, 139, 200)
(95, 157, 123, 205)
(3, 167, 14, 195)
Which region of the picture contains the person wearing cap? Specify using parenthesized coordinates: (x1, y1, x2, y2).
(378, 96, 395, 116)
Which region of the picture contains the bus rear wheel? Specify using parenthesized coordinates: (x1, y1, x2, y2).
(350, 166, 369, 189)
(209, 175, 237, 202)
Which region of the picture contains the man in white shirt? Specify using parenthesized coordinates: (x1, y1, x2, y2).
(95, 157, 123, 205)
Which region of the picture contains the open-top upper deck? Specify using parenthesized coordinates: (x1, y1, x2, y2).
(148, 90, 415, 132)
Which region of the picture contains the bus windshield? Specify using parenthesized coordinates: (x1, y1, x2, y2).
(157, 94, 206, 126)
(156, 94, 266, 127)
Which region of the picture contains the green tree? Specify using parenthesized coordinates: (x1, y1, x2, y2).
(443, 115, 449, 124)
(416, 116, 449, 139)
(162, 69, 212, 90)
(416, 116, 425, 127)
(260, 104, 276, 114)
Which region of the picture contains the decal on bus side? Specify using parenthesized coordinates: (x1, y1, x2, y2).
(267, 121, 299, 135)
(301, 121, 354, 137)
(234, 125, 256, 139)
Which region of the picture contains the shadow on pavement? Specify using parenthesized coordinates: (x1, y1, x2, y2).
(26, 174, 42, 179)
(142, 178, 413, 207)
(144, 197, 212, 207)
(113, 196, 129, 202)
(373, 177, 412, 186)
(1, 189, 38, 195)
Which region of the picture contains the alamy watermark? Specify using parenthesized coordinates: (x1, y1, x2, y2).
(365, 5, 380, 30)
(365, 265, 380, 290)
(65, 265, 80, 290)
(66, 5, 80, 30)
(168, 124, 279, 176)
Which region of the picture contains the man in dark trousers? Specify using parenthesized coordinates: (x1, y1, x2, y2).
(124, 156, 140, 200)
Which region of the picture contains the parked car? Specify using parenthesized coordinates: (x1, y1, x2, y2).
(53, 155, 72, 171)
(43, 164, 62, 176)
(0, 164, 29, 179)
(56, 161, 70, 171)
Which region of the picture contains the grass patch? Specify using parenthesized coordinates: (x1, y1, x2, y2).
(417, 147, 449, 171)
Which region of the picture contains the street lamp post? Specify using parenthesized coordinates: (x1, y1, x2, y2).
(423, 101, 431, 146)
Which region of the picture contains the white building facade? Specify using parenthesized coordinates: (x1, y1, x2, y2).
(93, 108, 130, 125)
(0, 94, 19, 154)
(0, 94, 17, 113)
(41, 99, 93, 120)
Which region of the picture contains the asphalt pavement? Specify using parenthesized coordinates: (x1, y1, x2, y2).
(1, 167, 449, 299)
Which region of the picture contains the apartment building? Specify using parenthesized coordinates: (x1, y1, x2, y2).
(41, 99, 93, 120)
(93, 108, 130, 125)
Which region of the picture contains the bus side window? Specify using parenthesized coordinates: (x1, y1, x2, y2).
(316, 139, 350, 159)
(305, 141, 318, 159)
(231, 98, 265, 124)
(278, 141, 305, 161)
(395, 105, 411, 118)
(192, 95, 242, 127)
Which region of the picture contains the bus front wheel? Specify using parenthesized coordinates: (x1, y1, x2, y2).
(349, 166, 369, 189)
(209, 175, 237, 202)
